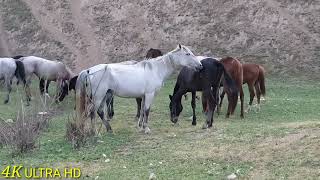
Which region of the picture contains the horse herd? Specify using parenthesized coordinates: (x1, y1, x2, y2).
(0, 44, 266, 134)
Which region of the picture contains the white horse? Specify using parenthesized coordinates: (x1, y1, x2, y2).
(13, 56, 74, 104)
(76, 44, 203, 133)
(0, 58, 26, 104)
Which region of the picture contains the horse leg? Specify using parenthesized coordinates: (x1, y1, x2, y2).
(226, 90, 233, 118)
(97, 90, 113, 132)
(45, 80, 50, 94)
(218, 90, 225, 115)
(210, 89, 218, 127)
(4, 78, 12, 104)
(255, 83, 261, 112)
(142, 92, 155, 134)
(55, 79, 63, 101)
(202, 89, 214, 129)
(135, 98, 142, 120)
(239, 86, 244, 118)
(201, 92, 206, 113)
(107, 97, 114, 119)
(25, 78, 32, 105)
(138, 97, 145, 130)
(39, 79, 45, 95)
(245, 83, 255, 113)
(191, 91, 197, 126)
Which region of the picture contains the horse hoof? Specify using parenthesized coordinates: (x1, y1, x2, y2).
(202, 123, 208, 129)
(192, 121, 197, 126)
(45, 93, 51, 98)
(138, 127, 144, 133)
(240, 115, 244, 119)
(4, 100, 9, 104)
(144, 127, 151, 134)
(107, 129, 113, 133)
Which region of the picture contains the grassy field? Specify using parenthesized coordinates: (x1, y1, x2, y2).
(0, 76, 319, 179)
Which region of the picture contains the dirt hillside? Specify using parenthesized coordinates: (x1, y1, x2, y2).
(0, 0, 319, 74)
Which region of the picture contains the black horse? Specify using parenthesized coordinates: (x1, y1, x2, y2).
(146, 48, 163, 59)
(169, 58, 238, 128)
(57, 75, 78, 102)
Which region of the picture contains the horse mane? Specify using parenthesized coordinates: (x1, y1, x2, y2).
(12, 55, 24, 60)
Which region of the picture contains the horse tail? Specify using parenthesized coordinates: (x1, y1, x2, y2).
(69, 75, 79, 91)
(219, 63, 238, 114)
(14, 60, 26, 85)
(258, 65, 266, 96)
(75, 71, 90, 121)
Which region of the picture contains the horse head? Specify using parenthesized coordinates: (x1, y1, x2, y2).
(146, 48, 163, 59)
(169, 44, 202, 71)
(169, 94, 183, 124)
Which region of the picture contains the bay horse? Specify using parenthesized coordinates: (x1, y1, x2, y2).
(146, 48, 163, 59)
(12, 56, 73, 104)
(217, 57, 244, 118)
(0, 57, 26, 104)
(75, 44, 202, 134)
(219, 63, 266, 112)
(169, 58, 238, 128)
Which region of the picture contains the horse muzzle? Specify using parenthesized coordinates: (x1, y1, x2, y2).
(170, 117, 179, 124)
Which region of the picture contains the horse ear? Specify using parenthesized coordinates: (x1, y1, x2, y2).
(178, 44, 182, 49)
(169, 95, 172, 100)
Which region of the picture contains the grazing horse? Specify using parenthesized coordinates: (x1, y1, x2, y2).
(146, 48, 163, 59)
(12, 56, 73, 104)
(219, 63, 266, 112)
(217, 57, 244, 118)
(169, 58, 238, 128)
(76, 44, 202, 133)
(0, 58, 26, 104)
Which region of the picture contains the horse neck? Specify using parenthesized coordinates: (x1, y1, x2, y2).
(149, 54, 175, 81)
(173, 89, 184, 105)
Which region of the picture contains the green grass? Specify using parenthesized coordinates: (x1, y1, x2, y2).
(0, 76, 319, 179)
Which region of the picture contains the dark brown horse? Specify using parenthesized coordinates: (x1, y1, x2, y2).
(146, 48, 163, 59)
(219, 63, 266, 112)
(217, 57, 244, 118)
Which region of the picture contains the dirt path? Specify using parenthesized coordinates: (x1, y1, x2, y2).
(22, 0, 86, 71)
(0, 17, 10, 56)
(70, 0, 103, 67)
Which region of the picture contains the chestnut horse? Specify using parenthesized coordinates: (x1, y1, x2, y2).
(218, 57, 244, 118)
(219, 63, 266, 112)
